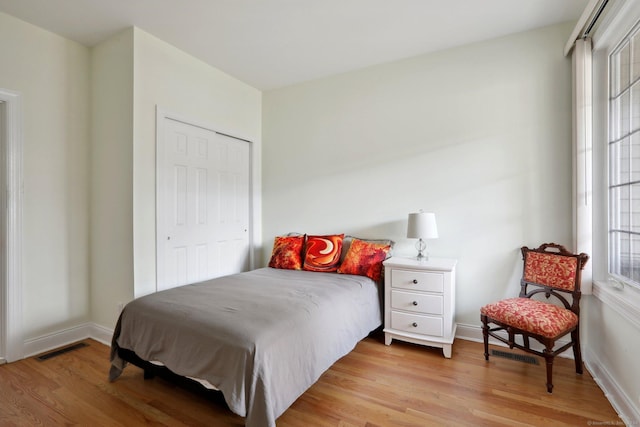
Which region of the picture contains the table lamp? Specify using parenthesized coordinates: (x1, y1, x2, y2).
(407, 211, 438, 261)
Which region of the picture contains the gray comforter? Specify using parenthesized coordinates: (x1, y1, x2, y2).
(109, 267, 382, 426)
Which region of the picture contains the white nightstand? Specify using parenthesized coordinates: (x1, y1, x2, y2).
(383, 256, 457, 358)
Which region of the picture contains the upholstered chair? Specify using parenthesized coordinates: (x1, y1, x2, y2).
(480, 243, 589, 393)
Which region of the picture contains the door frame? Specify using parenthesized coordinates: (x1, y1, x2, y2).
(0, 88, 24, 363)
(155, 106, 255, 291)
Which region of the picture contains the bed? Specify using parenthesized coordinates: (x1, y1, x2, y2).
(109, 266, 383, 427)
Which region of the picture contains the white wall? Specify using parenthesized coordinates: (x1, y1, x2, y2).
(89, 28, 263, 330)
(132, 28, 262, 300)
(90, 28, 135, 330)
(263, 22, 575, 327)
(0, 15, 262, 343)
(0, 12, 91, 339)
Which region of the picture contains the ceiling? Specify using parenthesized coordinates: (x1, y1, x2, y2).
(0, 0, 586, 90)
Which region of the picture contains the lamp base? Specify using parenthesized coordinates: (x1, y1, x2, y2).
(415, 238, 429, 261)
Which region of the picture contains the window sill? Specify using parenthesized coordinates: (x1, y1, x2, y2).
(592, 280, 640, 330)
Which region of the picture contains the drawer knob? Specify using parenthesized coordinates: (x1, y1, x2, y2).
(412, 301, 418, 306)
(412, 322, 418, 327)
(412, 279, 418, 284)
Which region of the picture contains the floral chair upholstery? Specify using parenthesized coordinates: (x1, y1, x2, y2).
(480, 243, 589, 393)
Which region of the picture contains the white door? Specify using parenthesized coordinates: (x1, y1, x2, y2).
(157, 117, 251, 291)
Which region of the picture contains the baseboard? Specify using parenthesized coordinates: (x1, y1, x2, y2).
(455, 323, 485, 343)
(22, 323, 114, 358)
(585, 347, 640, 426)
(89, 323, 114, 346)
(455, 323, 574, 359)
(23, 323, 94, 358)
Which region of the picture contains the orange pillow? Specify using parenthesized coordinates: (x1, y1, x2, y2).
(337, 238, 391, 281)
(303, 234, 344, 272)
(268, 235, 304, 270)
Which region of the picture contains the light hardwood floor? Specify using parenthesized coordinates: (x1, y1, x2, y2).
(0, 333, 622, 426)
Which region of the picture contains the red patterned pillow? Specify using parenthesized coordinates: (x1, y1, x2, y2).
(268, 235, 304, 270)
(337, 238, 391, 281)
(303, 234, 344, 272)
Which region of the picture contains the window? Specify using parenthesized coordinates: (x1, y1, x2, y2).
(609, 22, 640, 286)
(587, 0, 640, 329)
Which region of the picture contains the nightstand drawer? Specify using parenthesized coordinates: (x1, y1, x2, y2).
(391, 269, 444, 293)
(391, 311, 443, 337)
(391, 290, 443, 315)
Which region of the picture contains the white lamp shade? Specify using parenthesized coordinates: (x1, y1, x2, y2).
(407, 212, 439, 239)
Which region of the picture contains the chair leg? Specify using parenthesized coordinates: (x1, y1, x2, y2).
(481, 314, 489, 361)
(544, 346, 554, 393)
(572, 329, 583, 375)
